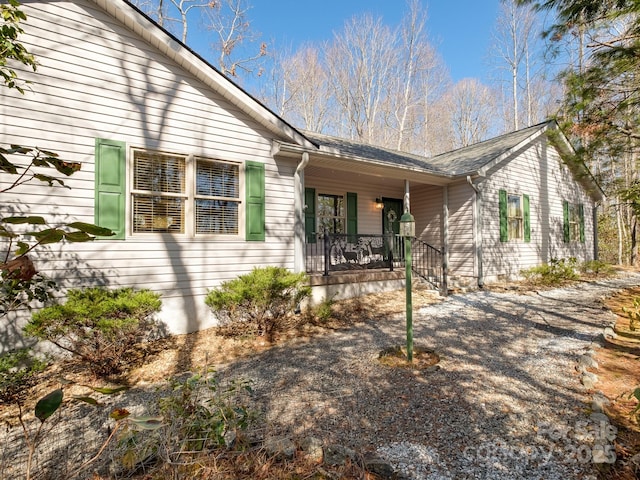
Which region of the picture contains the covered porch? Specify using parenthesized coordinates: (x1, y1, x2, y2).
(272, 132, 454, 299)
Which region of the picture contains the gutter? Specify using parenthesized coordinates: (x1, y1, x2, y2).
(294, 152, 310, 273)
(467, 175, 484, 288)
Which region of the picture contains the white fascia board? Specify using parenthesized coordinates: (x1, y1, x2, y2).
(91, 0, 316, 149)
(276, 142, 452, 186)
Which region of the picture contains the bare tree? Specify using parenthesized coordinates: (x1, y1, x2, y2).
(392, 0, 427, 150)
(262, 44, 333, 132)
(445, 79, 496, 148)
(324, 13, 397, 143)
(131, 0, 212, 43)
(202, 0, 266, 77)
(130, 0, 265, 78)
(490, 0, 543, 130)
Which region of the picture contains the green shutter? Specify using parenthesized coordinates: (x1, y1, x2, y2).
(346, 192, 358, 236)
(499, 189, 508, 242)
(523, 194, 530, 243)
(563, 200, 570, 243)
(304, 187, 316, 244)
(245, 161, 265, 241)
(95, 138, 126, 240)
(579, 203, 585, 243)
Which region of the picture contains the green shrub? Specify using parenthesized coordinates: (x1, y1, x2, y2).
(113, 370, 253, 471)
(24, 287, 162, 377)
(205, 266, 311, 340)
(578, 259, 616, 276)
(0, 348, 47, 404)
(314, 295, 336, 323)
(520, 257, 579, 286)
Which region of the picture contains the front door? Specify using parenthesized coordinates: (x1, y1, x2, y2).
(382, 198, 403, 235)
(382, 198, 403, 261)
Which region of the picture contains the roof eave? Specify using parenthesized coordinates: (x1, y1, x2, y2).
(274, 141, 454, 186)
(475, 123, 549, 178)
(546, 123, 606, 202)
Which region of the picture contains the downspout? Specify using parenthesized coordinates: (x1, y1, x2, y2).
(467, 175, 484, 289)
(294, 152, 310, 273)
(442, 185, 449, 295)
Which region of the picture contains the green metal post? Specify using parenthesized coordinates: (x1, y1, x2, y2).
(405, 235, 413, 362)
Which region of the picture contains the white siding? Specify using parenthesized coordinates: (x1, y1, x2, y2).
(448, 181, 476, 280)
(305, 169, 405, 236)
(481, 137, 595, 281)
(412, 184, 443, 248)
(0, 1, 296, 336)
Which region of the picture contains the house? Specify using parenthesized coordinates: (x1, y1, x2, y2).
(0, 0, 603, 340)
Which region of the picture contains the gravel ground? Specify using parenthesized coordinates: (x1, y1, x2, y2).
(2, 272, 640, 479)
(217, 272, 640, 480)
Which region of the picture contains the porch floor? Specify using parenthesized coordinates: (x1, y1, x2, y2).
(308, 269, 405, 287)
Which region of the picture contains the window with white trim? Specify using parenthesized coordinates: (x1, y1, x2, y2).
(568, 203, 580, 242)
(131, 149, 240, 235)
(507, 193, 523, 240)
(317, 193, 345, 234)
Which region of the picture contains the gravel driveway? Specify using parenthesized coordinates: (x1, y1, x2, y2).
(219, 272, 640, 480)
(3, 273, 640, 480)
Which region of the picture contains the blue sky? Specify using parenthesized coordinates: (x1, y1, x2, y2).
(230, 0, 501, 83)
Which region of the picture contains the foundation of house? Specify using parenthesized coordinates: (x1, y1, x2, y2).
(307, 270, 407, 304)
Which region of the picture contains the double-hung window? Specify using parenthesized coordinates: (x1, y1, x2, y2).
(95, 139, 264, 241)
(499, 189, 530, 242)
(507, 194, 523, 240)
(563, 201, 585, 243)
(317, 193, 345, 234)
(131, 149, 240, 236)
(132, 151, 186, 233)
(195, 159, 239, 235)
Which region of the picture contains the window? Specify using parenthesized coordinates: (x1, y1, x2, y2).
(563, 201, 585, 243)
(499, 189, 530, 242)
(132, 151, 186, 233)
(317, 193, 345, 234)
(568, 204, 580, 241)
(131, 149, 240, 236)
(195, 159, 239, 235)
(507, 194, 523, 240)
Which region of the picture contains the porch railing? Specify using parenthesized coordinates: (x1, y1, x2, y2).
(305, 233, 400, 275)
(305, 233, 445, 292)
(411, 238, 444, 291)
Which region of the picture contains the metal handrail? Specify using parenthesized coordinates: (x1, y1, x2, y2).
(411, 237, 444, 292)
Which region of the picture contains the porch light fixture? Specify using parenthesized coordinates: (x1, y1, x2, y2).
(374, 197, 384, 210)
(399, 211, 415, 238)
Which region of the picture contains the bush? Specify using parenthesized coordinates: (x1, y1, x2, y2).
(205, 266, 311, 340)
(113, 369, 253, 472)
(0, 348, 47, 404)
(313, 295, 336, 323)
(578, 259, 616, 276)
(24, 287, 162, 377)
(520, 257, 579, 286)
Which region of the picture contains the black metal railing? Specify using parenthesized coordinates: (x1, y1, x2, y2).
(411, 238, 444, 291)
(305, 233, 404, 274)
(305, 233, 445, 290)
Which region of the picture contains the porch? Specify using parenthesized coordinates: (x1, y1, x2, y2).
(305, 233, 446, 298)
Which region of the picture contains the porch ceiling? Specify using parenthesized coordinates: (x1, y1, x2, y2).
(307, 153, 452, 186)
(274, 141, 454, 186)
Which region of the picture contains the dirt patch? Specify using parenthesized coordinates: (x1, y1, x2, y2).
(377, 345, 441, 369)
(598, 287, 640, 480)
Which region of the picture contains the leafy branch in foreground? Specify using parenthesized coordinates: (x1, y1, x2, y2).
(0, 0, 37, 93)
